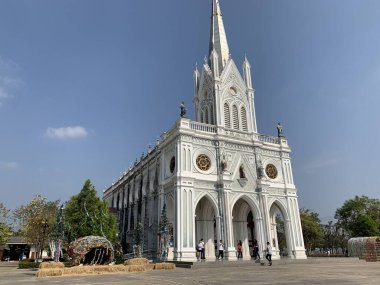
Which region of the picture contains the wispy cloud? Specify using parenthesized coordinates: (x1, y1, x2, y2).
(46, 126, 88, 140)
(298, 153, 341, 174)
(0, 161, 18, 169)
(0, 56, 23, 107)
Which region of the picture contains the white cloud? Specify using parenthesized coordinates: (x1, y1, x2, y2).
(0, 56, 22, 106)
(0, 161, 18, 169)
(46, 126, 88, 140)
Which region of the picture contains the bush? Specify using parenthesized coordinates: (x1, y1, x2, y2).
(19, 261, 41, 269)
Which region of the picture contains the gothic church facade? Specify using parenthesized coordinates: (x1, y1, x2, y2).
(103, 0, 306, 261)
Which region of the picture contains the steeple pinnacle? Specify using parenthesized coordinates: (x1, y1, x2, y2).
(208, 0, 230, 75)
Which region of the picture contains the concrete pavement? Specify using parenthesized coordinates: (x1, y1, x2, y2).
(0, 258, 379, 285)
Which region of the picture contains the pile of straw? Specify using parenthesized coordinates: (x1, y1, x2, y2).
(154, 263, 176, 270)
(36, 258, 175, 277)
(39, 261, 65, 269)
(36, 268, 64, 278)
(124, 258, 150, 265)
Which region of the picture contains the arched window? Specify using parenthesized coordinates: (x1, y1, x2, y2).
(232, 105, 239, 130)
(241, 106, 247, 131)
(224, 103, 230, 128)
(205, 108, 209, 124)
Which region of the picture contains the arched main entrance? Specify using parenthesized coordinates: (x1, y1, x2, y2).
(232, 198, 258, 259)
(269, 202, 290, 258)
(195, 196, 217, 260)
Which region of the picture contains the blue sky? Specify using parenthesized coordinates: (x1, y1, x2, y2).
(0, 0, 379, 223)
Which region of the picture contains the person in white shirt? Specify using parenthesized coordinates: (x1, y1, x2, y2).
(198, 238, 205, 260)
(218, 240, 224, 260)
(266, 241, 272, 266)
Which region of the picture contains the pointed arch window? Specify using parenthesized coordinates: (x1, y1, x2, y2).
(241, 106, 247, 132)
(224, 103, 230, 128)
(205, 108, 209, 124)
(232, 105, 239, 130)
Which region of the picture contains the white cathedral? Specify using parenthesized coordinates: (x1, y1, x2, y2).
(103, 0, 306, 261)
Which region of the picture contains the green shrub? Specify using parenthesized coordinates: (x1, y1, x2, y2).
(19, 261, 41, 269)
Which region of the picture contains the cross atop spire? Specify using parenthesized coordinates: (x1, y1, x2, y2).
(208, 0, 230, 74)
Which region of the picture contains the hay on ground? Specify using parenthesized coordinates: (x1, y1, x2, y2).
(36, 268, 64, 278)
(127, 265, 147, 272)
(63, 265, 129, 276)
(124, 257, 149, 265)
(39, 261, 65, 269)
(145, 264, 155, 271)
(63, 266, 95, 275)
(154, 262, 176, 270)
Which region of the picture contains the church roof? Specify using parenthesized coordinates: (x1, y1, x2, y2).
(208, 0, 230, 74)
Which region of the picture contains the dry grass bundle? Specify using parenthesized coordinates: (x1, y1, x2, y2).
(154, 263, 176, 270)
(124, 257, 150, 265)
(127, 265, 147, 272)
(145, 264, 155, 271)
(63, 266, 95, 275)
(36, 268, 64, 278)
(63, 265, 130, 276)
(39, 261, 65, 269)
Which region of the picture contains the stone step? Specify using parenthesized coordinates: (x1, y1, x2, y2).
(169, 257, 364, 269)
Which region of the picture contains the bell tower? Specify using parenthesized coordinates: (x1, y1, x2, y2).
(193, 0, 257, 133)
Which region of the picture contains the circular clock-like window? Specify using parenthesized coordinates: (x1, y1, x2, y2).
(265, 164, 278, 179)
(170, 156, 175, 173)
(196, 154, 211, 171)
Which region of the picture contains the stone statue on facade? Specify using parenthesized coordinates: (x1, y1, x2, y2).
(257, 160, 264, 179)
(277, 122, 284, 137)
(239, 165, 246, 179)
(221, 156, 227, 172)
(180, 101, 187, 118)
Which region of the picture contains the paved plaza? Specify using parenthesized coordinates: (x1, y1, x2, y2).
(0, 258, 379, 285)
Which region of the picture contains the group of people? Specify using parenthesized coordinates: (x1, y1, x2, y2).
(197, 239, 273, 266)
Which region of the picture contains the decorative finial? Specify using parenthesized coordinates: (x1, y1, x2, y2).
(180, 101, 187, 118)
(277, 122, 284, 137)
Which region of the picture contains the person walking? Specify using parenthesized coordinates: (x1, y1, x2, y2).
(237, 240, 243, 259)
(254, 244, 260, 260)
(218, 240, 224, 260)
(265, 241, 272, 266)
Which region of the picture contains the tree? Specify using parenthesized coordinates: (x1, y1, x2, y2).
(335, 195, 380, 237)
(158, 204, 170, 260)
(275, 214, 286, 253)
(300, 208, 323, 254)
(0, 203, 12, 246)
(64, 179, 117, 243)
(13, 196, 59, 259)
(133, 222, 143, 258)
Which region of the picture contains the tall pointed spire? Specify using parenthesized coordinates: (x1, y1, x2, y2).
(208, 0, 230, 74)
